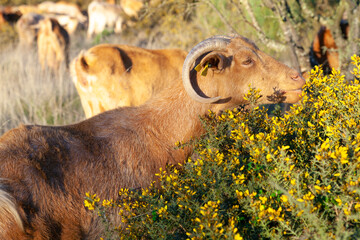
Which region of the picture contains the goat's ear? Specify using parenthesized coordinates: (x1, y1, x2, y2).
(195, 52, 230, 76)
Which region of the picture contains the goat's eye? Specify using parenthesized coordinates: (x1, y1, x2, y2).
(242, 58, 253, 65)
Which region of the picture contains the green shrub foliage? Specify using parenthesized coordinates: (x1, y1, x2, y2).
(85, 55, 360, 239)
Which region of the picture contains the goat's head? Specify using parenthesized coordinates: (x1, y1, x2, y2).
(182, 35, 306, 109)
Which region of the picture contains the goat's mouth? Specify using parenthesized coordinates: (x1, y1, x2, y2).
(266, 88, 303, 103)
(283, 88, 304, 103)
(284, 89, 303, 94)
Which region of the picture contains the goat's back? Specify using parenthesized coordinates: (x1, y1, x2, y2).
(71, 44, 187, 118)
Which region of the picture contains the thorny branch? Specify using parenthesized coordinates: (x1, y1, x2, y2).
(263, 0, 307, 72)
(203, 0, 238, 34)
(237, 0, 286, 51)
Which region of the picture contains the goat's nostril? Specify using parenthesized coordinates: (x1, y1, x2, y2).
(290, 73, 301, 81)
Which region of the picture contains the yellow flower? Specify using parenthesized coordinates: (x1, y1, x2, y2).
(303, 192, 315, 201)
(259, 196, 267, 204)
(290, 179, 296, 186)
(234, 234, 243, 240)
(266, 153, 272, 162)
(354, 203, 360, 211)
(102, 199, 112, 207)
(84, 199, 94, 210)
(280, 195, 288, 203)
(236, 190, 244, 199)
(320, 139, 330, 151)
(297, 210, 304, 217)
(340, 159, 349, 164)
(344, 208, 351, 216)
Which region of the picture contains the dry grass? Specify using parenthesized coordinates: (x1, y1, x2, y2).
(0, 37, 84, 135)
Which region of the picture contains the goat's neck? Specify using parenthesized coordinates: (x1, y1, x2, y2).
(140, 82, 214, 159)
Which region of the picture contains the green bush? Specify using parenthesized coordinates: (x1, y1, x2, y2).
(85, 55, 360, 239)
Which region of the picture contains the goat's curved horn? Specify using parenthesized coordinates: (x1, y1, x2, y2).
(182, 35, 233, 103)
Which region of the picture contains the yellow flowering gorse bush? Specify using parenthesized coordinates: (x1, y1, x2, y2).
(85, 55, 360, 239)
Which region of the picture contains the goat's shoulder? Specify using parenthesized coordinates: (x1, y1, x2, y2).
(83, 106, 146, 138)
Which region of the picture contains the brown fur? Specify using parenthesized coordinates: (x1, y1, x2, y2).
(0, 7, 21, 28)
(0, 36, 305, 239)
(37, 1, 87, 24)
(47, 14, 80, 35)
(16, 12, 44, 49)
(71, 44, 187, 118)
(87, 0, 125, 38)
(311, 21, 349, 73)
(101, 0, 143, 18)
(0, 13, 6, 27)
(120, 0, 143, 18)
(37, 18, 70, 72)
(16, 5, 41, 15)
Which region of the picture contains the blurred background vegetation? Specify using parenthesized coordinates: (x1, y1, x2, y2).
(0, 0, 359, 135)
(1, 0, 359, 68)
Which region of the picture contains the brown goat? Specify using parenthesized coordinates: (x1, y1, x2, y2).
(0, 35, 305, 239)
(16, 12, 44, 49)
(87, 1, 126, 39)
(37, 17, 70, 72)
(120, 0, 143, 18)
(310, 20, 349, 74)
(37, 1, 87, 24)
(71, 44, 187, 118)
